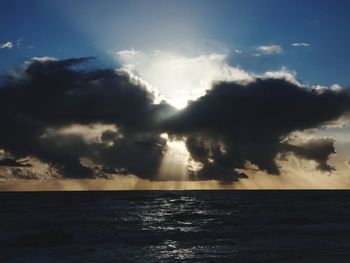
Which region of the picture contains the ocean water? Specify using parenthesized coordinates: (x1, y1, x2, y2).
(1, 190, 350, 262)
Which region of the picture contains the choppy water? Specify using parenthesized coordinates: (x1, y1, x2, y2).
(1, 190, 350, 262)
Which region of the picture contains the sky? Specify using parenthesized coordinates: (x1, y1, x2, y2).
(1, 0, 350, 190)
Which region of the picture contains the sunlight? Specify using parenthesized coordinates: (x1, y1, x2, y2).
(115, 50, 252, 109)
(167, 96, 189, 110)
(157, 136, 190, 181)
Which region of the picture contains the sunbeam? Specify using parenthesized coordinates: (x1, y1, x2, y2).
(157, 135, 190, 181)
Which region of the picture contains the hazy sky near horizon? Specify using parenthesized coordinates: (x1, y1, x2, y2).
(1, 0, 350, 189)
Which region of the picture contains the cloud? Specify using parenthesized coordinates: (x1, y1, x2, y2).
(0, 57, 175, 179)
(0, 57, 349, 182)
(292, 42, 311, 47)
(0, 158, 32, 167)
(256, 45, 283, 55)
(15, 37, 24, 47)
(283, 137, 336, 172)
(261, 68, 300, 86)
(0, 41, 14, 49)
(0, 38, 31, 50)
(330, 84, 342, 92)
(162, 78, 350, 179)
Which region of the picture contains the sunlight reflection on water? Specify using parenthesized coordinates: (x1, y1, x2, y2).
(2, 191, 350, 262)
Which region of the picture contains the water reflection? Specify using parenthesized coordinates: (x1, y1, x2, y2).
(109, 193, 214, 260)
(4, 191, 350, 262)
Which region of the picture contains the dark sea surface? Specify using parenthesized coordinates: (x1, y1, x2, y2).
(1, 190, 350, 262)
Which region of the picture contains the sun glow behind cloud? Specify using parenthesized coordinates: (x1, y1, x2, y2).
(115, 49, 252, 109)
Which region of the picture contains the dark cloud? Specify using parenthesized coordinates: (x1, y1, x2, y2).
(185, 136, 248, 181)
(11, 168, 39, 180)
(283, 137, 336, 172)
(0, 158, 32, 167)
(0, 57, 174, 179)
(0, 57, 349, 181)
(163, 78, 350, 179)
(93, 133, 167, 179)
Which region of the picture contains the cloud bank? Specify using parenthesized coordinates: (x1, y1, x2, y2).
(0, 57, 349, 182)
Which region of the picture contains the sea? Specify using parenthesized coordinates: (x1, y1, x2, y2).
(1, 190, 350, 262)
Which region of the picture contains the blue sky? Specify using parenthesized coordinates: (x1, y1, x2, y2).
(1, 0, 350, 86)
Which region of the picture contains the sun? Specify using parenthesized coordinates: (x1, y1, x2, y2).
(167, 96, 189, 110)
(115, 50, 246, 111)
